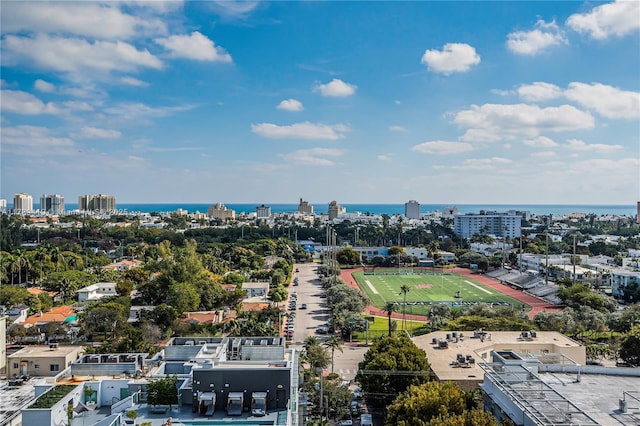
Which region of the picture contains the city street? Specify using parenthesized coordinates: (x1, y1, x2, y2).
(288, 263, 369, 382)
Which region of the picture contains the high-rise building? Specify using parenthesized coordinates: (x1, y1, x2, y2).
(297, 198, 314, 214)
(637, 201, 640, 224)
(40, 194, 65, 214)
(404, 200, 420, 219)
(0, 199, 6, 213)
(327, 200, 343, 220)
(13, 193, 33, 213)
(78, 194, 116, 212)
(207, 202, 236, 220)
(256, 204, 271, 218)
(454, 211, 522, 239)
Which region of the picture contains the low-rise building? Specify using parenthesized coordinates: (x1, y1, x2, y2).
(412, 330, 585, 391)
(77, 283, 117, 302)
(8, 344, 84, 378)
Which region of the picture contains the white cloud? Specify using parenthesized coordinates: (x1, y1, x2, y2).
(1, 2, 167, 40)
(420, 43, 480, 75)
(155, 32, 232, 62)
(490, 89, 514, 97)
(567, 0, 640, 40)
(389, 125, 408, 132)
(565, 138, 623, 153)
(453, 157, 512, 170)
(121, 76, 149, 87)
(377, 154, 392, 161)
(564, 82, 640, 119)
(208, 1, 260, 19)
(530, 151, 556, 158)
(517, 82, 563, 102)
(62, 101, 94, 111)
(104, 102, 193, 122)
(454, 103, 595, 142)
(251, 122, 349, 140)
(0, 90, 61, 115)
(1, 125, 75, 155)
(506, 19, 568, 55)
(76, 126, 122, 139)
(314, 79, 357, 97)
(411, 141, 474, 155)
(276, 99, 304, 112)
(34, 79, 56, 93)
(3, 34, 163, 77)
(524, 136, 558, 148)
(282, 148, 345, 166)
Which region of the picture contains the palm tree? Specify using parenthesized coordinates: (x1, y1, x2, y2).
(400, 284, 410, 331)
(323, 336, 343, 374)
(383, 302, 396, 337)
(303, 335, 321, 352)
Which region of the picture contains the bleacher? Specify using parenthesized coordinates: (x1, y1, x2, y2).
(486, 269, 510, 279)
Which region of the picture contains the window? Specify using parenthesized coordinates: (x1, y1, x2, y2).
(50, 364, 60, 372)
(13, 363, 19, 369)
(34, 364, 40, 369)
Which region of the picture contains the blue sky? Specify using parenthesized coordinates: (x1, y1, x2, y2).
(1, 1, 639, 205)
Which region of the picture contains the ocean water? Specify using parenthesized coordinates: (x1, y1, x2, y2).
(22, 203, 638, 217)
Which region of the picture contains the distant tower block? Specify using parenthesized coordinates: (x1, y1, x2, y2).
(405, 200, 420, 219)
(637, 201, 640, 224)
(297, 198, 314, 214)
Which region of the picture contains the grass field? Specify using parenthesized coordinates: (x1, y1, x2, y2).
(352, 270, 527, 316)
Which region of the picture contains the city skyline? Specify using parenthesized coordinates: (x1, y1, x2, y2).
(1, 1, 638, 204)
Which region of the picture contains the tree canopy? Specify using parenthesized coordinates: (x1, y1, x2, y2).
(356, 336, 430, 410)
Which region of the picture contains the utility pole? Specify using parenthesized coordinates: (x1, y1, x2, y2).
(573, 234, 577, 286)
(545, 233, 549, 286)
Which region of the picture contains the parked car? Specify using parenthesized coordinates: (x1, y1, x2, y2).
(315, 327, 328, 334)
(300, 303, 307, 310)
(350, 401, 359, 416)
(295, 268, 300, 272)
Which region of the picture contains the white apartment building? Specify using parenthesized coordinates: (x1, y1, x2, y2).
(77, 283, 117, 302)
(256, 204, 271, 218)
(404, 200, 420, 219)
(13, 193, 33, 213)
(40, 194, 65, 215)
(454, 211, 522, 239)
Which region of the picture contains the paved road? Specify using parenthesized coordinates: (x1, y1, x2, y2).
(288, 263, 331, 344)
(287, 263, 369, 382)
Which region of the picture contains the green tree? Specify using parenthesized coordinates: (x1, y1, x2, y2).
(270, 285, 288, 306)
(167, 282, 200, 314)
(81, 302, 127, 339)
(619, 324, 640, 367)
(147, 375, 179, 408)
(400, 284, 410, 331)
(303, 336, 330, 370)
(356, 336, 430, 410)
(323, 336, 343, 374)
(385, 382, 467, 426)
(336, 247, 360, 266)
(428, 410, 498, 426)
(383, 302, 396, 337)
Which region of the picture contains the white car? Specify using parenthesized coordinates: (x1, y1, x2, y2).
(339, 421, 353, 426)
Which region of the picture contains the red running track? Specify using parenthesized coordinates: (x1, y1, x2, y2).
(340, 267, 560, 320)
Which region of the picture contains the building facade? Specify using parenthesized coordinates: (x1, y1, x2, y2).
(78, 194, 116, 212)
(454, 211, 522, 239)
(256, 204, 271, 218)
(40, 194, 65, 215)
(207, 202, 236, 220)
(297, 198, 314, 214)
(8, 344, 84, 378)
(404, 200, 420, 219)
(327, 200, 342, 220)
(13, 193, 33, 213)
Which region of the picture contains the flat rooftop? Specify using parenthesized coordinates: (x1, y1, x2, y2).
(8, 345, 83, 358)
(413, 331, 584, 383)
(539, 372, 640, 426)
